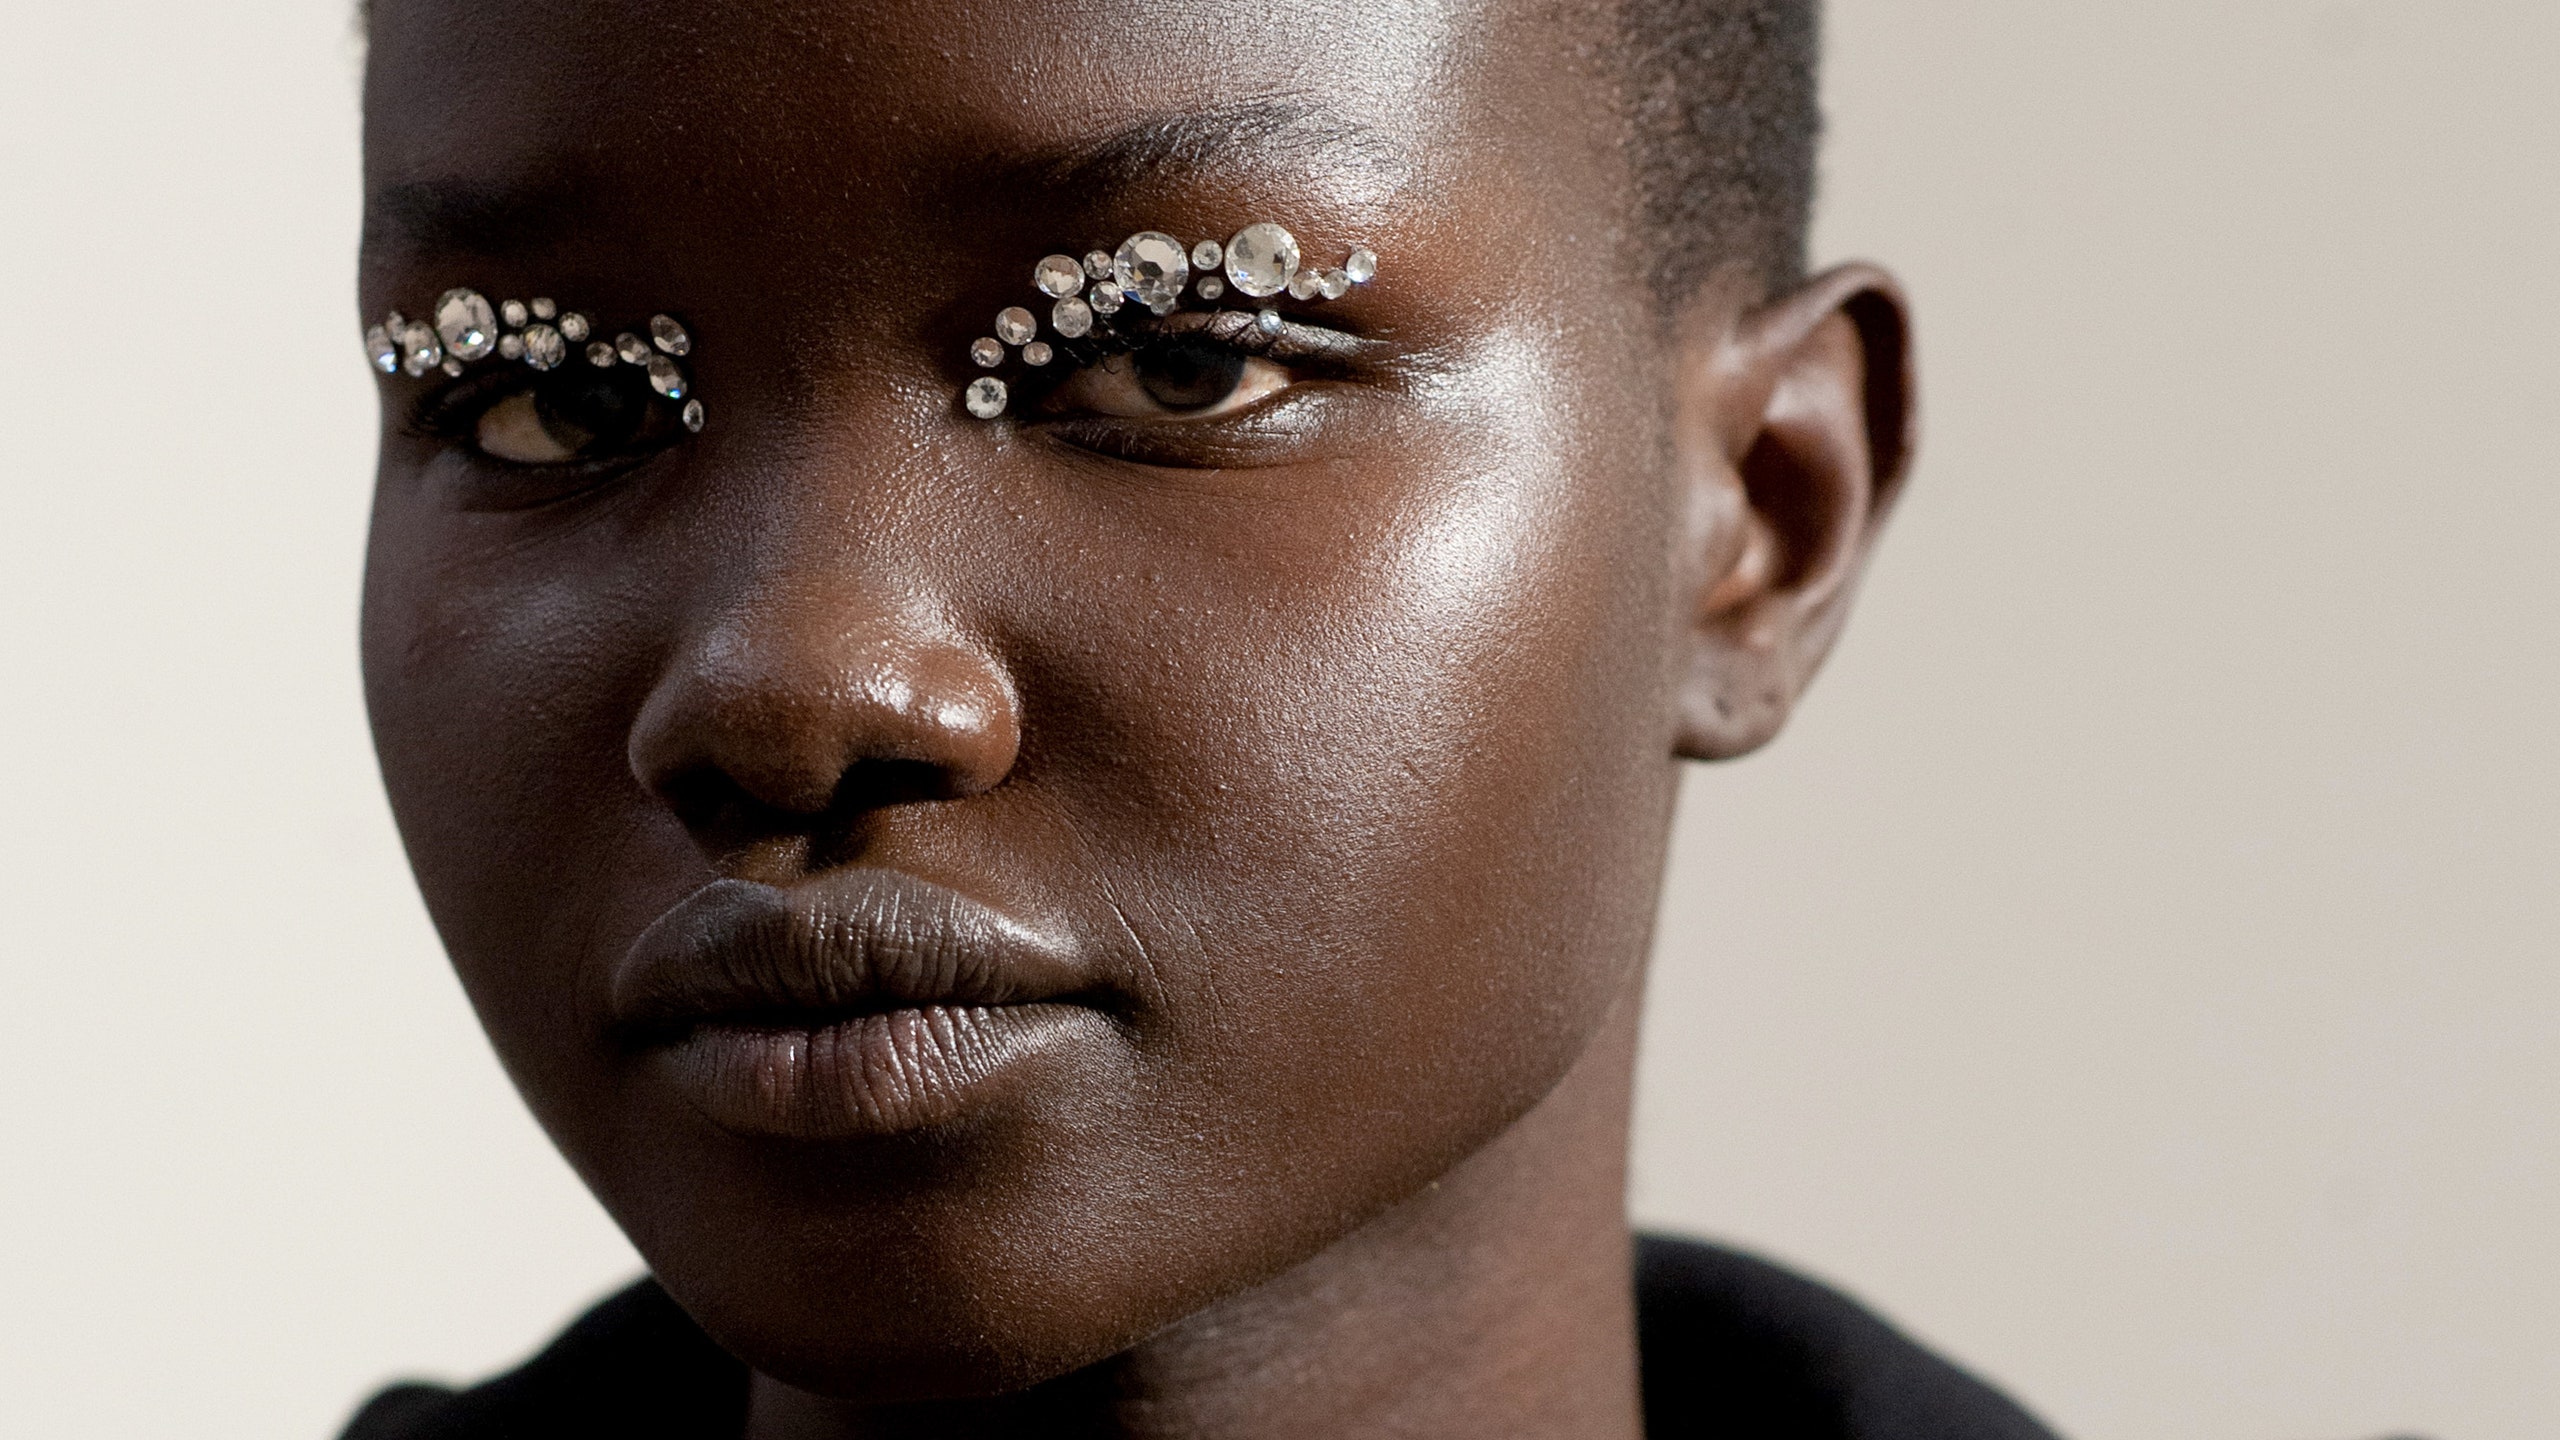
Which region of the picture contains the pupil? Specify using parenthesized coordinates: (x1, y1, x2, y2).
(1136, 338, 1247, 410)
(533, 370, 648, 452)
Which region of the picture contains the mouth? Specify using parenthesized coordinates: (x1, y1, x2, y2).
(609, 873, 1108, 1138)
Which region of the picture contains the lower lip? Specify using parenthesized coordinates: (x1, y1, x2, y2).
(653, 1003, 1098, 1139)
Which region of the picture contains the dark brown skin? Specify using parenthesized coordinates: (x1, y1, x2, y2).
(358, 2, 1914, 1436)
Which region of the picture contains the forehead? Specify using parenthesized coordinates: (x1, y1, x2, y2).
(362, 0, 1627, 286)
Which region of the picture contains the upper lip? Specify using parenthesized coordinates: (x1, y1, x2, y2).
(608, 871, 1091, 1039)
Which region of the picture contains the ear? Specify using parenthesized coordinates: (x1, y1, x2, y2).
(1672, 263, 1916, 761)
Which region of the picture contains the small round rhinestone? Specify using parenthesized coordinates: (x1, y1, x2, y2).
(649, 314, 692, 356)
(1286, 269, 1322, 300)
(1318, 268, 1351, 300)
(520, 323, 566, 370)
(682, 398, 706, 432)
(1035, 254, 1087, 298)
(1345, 248, 1377, 284)
(1225, 223, 1301, 298)
(1083, 250, 1114, 280)
(970, 337, 1005, 368)
(616, 333, 650, 365)
(587, 341, 617, 367)
(1087, 283, 1124, 316)
(1022, 341, 1053, 366)
(1256, 308, 1283, 336)
(558, 312, 591, 342)
(965, 376, 1008, 418)
(646, 353, 686, 399)
(364, 325, 398, 374)
(1051, 295, 1094, 338)
(1195, 274, 1226, 301)
(1191, 239, 1223, 270)
(399, 321, 442, 376)
(497, 332, 526, 361)
(441, 356, 466, 377)
(500, 299, 530, 328)
(994, 306, 1037, 346)
(529, 297, 557, 320)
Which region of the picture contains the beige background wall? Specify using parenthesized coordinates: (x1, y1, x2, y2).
(2, 2, 2551, 1437)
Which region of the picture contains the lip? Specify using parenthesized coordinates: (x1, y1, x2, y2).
(610, 872, 1104, 1138)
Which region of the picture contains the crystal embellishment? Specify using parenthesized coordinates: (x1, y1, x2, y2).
(646, 353, 686, 399)
(434, 290, 495, 363)
(965, 377, 1008, 419)
(1051, 295, 1094, 338)
(1022, 341, 1053, 367)
(994, 306, 1037, 346)
(1113, 231, 1190, 310)
(1087, 283, 1123, 316)
(521, 323, 566, 370)
(1344, 248, 1377, 284)
(1195, 275, 1225, 301)
(1318, 268, 1351, 300)
(1083, 250, 1114, 280)
(399, 321, 442, 376)
(649, 315, 691, 356)
(1036, 255, 1087, 298)
(1286, 270, 1322, 300)
(682, 398, 706, 433)
(1192, 239, 1223, 270)
(587, 341, 617, 367)
(616, 333, 651, 365)
(530, 298, 557, 320)
(365, 325, 398, 374)
(498, 332, 526, 361)
(501, 299, 530, 328)
(1225, 223, 1300, 299)
(970, 337, 1005, 368)
(559, 313, 591, 342)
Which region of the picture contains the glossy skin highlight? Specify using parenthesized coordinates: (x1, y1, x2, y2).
(358, 2, 1914, 1436)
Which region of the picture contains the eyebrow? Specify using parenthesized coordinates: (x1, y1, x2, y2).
(990, 96, 1412, 200)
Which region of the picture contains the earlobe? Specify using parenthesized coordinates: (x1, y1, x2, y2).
(1671, 263, 1916, 761)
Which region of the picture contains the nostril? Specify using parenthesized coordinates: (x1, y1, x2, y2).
(658, 764, 742, 835)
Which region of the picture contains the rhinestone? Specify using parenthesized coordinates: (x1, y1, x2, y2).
(530, 297, 557, 320)
(384, 310, 406, 331)
(587, 341, 617, 367)
(398, 321, 442, 376)
(364, 325, 398, 374)
(1225, 223, 1300, 298)
(1195, 274, 1226, 301)
(1022, 341, 1053, 366)
(1286, 269, 1322, 300)
(965, 376, 1008, 418)
(681, 398, 706, 433)
(500, 299, 530, 327)
(1192, 239, 1223, 270)
(1051, 295, 1094, 338)
(1318, 268, 1351, 300)
(649, 314, 692, 356)
(435, 289, 499, 361)
(1083, 250, 1113, 279)
(1034, 254, 1086, 298)
(1345, 248, 1377, 284)
(1256, 308, 1283, 336)
(615, 333, 650, 365)
(497, 332, 526, 361)
(645, 353, 686, 399)
(994, 306, 1037, 346)
(970, 337, 1004, 368)
(1113, 231, 1190, 310)
(441, 356, 466, 377)
(559, 312, 591, 342)
(1087, 283, 1124, 316)
(520, 323, 567, 370)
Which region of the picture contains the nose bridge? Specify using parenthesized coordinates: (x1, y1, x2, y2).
(626, 499, 1021, 819)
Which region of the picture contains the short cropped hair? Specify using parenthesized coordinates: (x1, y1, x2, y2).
(1619, 0, 1822, 307)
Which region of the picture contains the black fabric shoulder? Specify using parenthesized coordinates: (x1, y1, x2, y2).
(337, 1278, 747, 1440)
(1636, 1234, 2060, 1440)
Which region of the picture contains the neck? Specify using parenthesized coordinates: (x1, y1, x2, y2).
(746, 990, 1647, 1440)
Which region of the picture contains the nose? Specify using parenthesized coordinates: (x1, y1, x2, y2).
(627, 589, 1021, 833)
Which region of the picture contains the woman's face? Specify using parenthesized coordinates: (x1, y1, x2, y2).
(362, 0, 1696, 1399)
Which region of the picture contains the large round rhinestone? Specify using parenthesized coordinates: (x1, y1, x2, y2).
(1035, 254, 1086, 298)
(520, 323, 566, 370)
(398, 321, 442, 376)
(1113, 231, 1190, 310)
(1051, 295, 1094, 339)
(994, 306, 1037, 346)
(433, 289, 498, 362)
(1224, 223, 1300, 299)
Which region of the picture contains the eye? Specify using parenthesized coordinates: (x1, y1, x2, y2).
(1045, 336, 1292, 420)
(470, 367, 662, 465)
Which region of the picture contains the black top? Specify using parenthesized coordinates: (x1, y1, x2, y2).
(343, 1235, 2060, 1439)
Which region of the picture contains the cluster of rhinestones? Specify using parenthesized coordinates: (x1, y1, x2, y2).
(362, 289, 706, 434)
(963, 224, 1377, 419)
